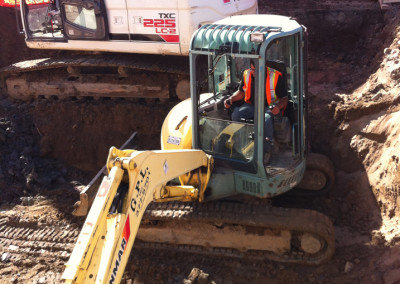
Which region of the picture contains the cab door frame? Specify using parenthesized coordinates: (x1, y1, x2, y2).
(20, 0, 108, 41)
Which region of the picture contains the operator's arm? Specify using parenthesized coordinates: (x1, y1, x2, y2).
(271, 96, 288, 115)
(224, 89, 245, 109)
(270, 76, 288, 115)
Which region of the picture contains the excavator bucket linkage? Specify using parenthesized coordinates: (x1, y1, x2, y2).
(62, 148, 213, 284)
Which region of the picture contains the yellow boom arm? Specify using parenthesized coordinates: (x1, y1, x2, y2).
(62, 147, 213, 284)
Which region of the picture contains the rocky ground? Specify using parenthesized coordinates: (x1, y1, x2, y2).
(1, 1, 400, 283)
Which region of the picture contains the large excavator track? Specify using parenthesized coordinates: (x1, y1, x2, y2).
(138, 201, 335, 265)
(0, 53, 190, 101)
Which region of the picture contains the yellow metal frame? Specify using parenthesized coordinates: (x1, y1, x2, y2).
(62, 147, 213, 284)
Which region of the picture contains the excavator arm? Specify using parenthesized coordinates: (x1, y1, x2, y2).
(62, 147, 213, 284)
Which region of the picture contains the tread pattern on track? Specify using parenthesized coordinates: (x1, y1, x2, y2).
(0, 54, 189, 75)
(142, 201, 335, 265)
(0, 201, 335, 266)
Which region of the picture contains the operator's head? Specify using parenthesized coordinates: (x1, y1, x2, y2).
(250, 59, 255, 76)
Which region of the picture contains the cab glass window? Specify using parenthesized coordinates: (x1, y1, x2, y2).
(196, 55, 255, 162)
(64, 4, 97, 30)
(266, 34, 300, 100)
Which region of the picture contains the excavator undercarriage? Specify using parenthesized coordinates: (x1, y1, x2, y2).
(63, 146, 334, 283)
(139, 201, 335, 265)
(71, 150, 335, 269)
(0, 54, 190, 101)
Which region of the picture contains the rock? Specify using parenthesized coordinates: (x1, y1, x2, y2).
(344, 261, 354, 273)
(20, 196, 34, 206)
(197, 272, 209, 284)
(390, 66, 400, 80)
(1, 252, 11, 263)
(187, 268, 200, 282)
(371, 92, 383, 101)
(37, 276, 46, 284)
(8, 245, 19, 251)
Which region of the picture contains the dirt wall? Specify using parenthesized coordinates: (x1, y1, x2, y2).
(331, 9, 400, 243)
(33, 99, 171, 173)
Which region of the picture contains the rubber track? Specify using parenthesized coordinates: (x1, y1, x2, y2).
(0, 54, 189, 75)
(141, 201, 335, 265)
(0, 202, 334, 266)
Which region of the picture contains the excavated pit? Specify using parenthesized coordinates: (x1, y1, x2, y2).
(1, 1, 400, 283)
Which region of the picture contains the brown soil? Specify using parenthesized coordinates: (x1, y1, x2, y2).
(1, 1, 400, 284)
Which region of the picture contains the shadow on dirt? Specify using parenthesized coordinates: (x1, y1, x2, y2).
(0, 97, 172, 220)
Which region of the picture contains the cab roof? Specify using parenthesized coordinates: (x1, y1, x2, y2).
(191, 14, 302, 54)
(214, 14, 302, 32)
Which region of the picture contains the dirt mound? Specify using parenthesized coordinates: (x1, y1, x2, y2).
(0, 98, 73, 202)
(332, 8, 400, 246)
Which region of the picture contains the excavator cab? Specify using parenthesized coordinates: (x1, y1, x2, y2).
(16, 0, 258, 54)
(19, 0, 107, 40)
(162, 15, 332, 200)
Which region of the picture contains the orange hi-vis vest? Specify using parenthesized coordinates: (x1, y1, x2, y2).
(243, 67, 282, 105)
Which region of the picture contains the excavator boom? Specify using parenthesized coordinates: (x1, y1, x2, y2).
(62, 148, 213, 283)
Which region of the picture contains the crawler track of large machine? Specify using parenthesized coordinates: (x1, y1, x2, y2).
(0, 54, 190, 101)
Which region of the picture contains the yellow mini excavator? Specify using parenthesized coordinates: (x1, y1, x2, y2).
(63, 15, 336, 284)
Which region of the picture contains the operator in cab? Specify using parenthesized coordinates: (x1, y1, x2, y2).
(224, 60, 288, 163)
